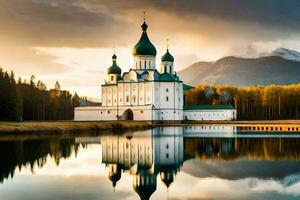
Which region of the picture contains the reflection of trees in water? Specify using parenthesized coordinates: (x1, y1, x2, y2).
(185, 137, 300, 161)
(0, 138, 80, 183)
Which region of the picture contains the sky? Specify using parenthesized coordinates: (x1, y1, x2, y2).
(1, 0, 300, 100)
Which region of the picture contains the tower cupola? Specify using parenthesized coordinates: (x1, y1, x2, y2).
(132, 21, 157, 57)
(160, 42, 174, 74)
(161, 49, 174, 62)
(106, 54, 121, 84)
(132, 16, 157, 71)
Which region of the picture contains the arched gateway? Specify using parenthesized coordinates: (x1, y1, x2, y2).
(121, 109, 134, 120)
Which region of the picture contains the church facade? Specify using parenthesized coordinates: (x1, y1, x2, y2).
(74, 20, 236, 121)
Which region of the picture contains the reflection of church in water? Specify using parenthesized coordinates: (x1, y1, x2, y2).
(101, 127, 184, 200)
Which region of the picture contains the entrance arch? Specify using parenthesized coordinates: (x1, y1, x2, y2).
(121, 109, 134, 120)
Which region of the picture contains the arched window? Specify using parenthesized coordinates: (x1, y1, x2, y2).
(126, 96, 129, 102)
(139, 61, 141, 69)
(164, 66, 167, 73)
(144, 60, 147, 69)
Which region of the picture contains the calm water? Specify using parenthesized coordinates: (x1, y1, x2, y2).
(1, 125, 300, 200)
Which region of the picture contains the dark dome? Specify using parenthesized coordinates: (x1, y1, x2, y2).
(109, 171, 121, 187)
(161, 49, 174, 62)
(133, 174, 157, 200)
(107, 54, 121, 74)
(132, 22, 157, 56)
(160, 171, 174, 188)
(108, 164, 122, 188)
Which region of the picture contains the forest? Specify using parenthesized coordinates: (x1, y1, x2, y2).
(184, 84, 300, 120)
(0, 68, 80, 121)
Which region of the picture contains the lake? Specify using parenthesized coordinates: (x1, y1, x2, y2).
(0, 125, 300, 200)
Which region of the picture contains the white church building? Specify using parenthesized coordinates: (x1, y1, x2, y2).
(74, 19, 236, 121)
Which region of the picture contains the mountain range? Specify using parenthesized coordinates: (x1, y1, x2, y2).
(178, 48, 300, 87)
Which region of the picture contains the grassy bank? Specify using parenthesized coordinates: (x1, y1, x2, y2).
(0, 121, 151, 134)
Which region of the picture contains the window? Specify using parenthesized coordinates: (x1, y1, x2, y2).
(166, 88, 169, 92)
(141, 110, 143, 113)
(166, 144, 169, 149)
(107, 110, 110, 114)
(166, 96, 169, 101)
(166, 153, 169, 159)
(133, 95, 136, 102)
(111, 76, 114, 81)
(126, 96, 129, 102)
(120, 98, 122, 102)
(164, 66, 167, 73)
(139, 61, 141, 69)
(144, 60, 146, 69)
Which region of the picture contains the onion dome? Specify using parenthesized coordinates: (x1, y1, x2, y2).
(161, 49, 174, 62)
(108, 164, 122, 188)
(107, 54, 121, 74)
(160, 171, 174, 188)
(132, 21, 157, 56)
(133, 174, 157, 200)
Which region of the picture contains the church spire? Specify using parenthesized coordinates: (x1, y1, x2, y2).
(141, 11, 148, 32)
(166, 39, 169, 50)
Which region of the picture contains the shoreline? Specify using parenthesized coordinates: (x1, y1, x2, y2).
(0, 120, 300, 135)
(0, 121, 151, 134)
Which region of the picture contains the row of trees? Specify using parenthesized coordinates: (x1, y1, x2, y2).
(0, 68, 81, 121)
(184, 84, 300, 120)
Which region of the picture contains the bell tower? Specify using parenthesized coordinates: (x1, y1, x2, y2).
(160, 40, 174, 74)
(132, 15, 157, 71)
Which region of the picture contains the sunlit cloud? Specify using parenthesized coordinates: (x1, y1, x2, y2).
(1, 0, 300, 97)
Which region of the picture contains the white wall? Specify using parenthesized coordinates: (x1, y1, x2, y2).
(74, 105, 154, 121)
(183, 109, 236, 121)
(103, 81, 154, 107)
(74, 107, 104, 121)
(134, 55, 156, 70)
(160, 61, 173, 74)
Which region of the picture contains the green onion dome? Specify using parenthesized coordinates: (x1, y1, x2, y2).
(107, 54, 121, 74)
(161, 49, 174, 62)
(132, 21, 157, 56)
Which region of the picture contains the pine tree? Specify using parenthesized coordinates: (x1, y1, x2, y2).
(72, 92, 80, 108)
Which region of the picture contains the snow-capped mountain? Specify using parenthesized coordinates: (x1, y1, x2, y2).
(270, 48, 300, 62)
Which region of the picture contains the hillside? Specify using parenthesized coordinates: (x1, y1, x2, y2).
(178, 56, 300, 86)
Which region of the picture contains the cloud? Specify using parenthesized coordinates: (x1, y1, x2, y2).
(0, 46, 69, 76)
(0, 0, 133, 47)
(1, 0, 300, 97)
(1, 0, 300, 49)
